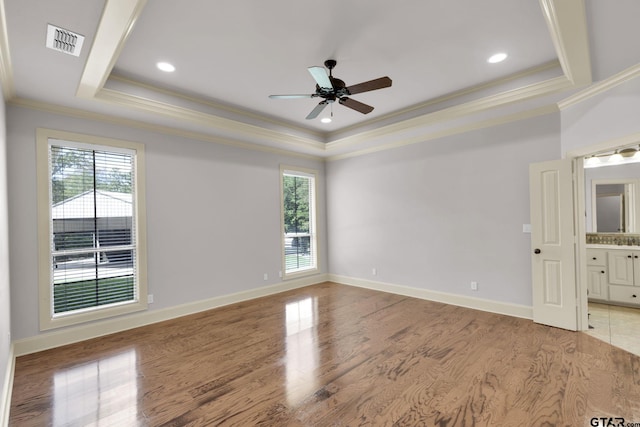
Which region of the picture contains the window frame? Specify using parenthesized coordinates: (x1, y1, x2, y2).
(36, 128, 148, 331)
(280, 165, 318, 279)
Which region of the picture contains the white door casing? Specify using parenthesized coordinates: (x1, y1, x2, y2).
(530, 159, 577, 330)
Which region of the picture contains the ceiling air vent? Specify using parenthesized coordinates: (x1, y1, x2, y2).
(46, 24, 85, 57)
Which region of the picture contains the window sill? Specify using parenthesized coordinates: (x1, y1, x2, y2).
(282, 267, 319, 281)
(40, 299, 148, 331)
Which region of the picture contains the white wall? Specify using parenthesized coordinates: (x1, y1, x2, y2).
(586, 0, 640, 82)
(326, 113, 560, 307)
(562, 75, 640, 155)
(0, 89, 11, 418)
(7, 105, 327, 341)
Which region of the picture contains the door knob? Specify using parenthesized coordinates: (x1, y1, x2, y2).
(534, 249, 541, 254)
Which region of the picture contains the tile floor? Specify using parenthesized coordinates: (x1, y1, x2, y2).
(585, 301, 640, 356)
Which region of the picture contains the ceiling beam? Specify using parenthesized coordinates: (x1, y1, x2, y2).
(0, 0, 14, 99)
(76, 0, 147, 99)
(539, 0, 592, 86)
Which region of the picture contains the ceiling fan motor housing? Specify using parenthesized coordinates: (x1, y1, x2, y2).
(269, 58, 391, 119)
(316, 76, 348, 100)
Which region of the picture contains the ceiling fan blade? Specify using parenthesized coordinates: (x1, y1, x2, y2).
(339, 97, 374, 114)
(346, 76, 392, 95)
(306, 101, 328, 120)
(308, 66, 333, 90)
(269, 94, 314, 99)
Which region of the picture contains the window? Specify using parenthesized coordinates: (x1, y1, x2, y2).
(281, 166, 317, 278)
(37, 129, 147, 330)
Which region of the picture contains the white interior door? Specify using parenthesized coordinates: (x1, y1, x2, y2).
(530, 159, 577, 330)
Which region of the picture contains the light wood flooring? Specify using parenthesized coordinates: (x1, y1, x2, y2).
(10, 282, 640, 426)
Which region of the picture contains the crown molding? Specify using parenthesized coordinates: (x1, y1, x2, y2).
(90, 72, 572, 158)
(325, 76, 572, 152)
(96, 88, 326, 152)
(0, 0, 13, 100)
(327, 104, 559, 161)
(109, 74, 326, 140)
(77, 0, 148, 99)
(106, 63, 563, 150)
(107, 62, 562, 151)
(9, 97, 324, 160)
(1, 0, 590, 160)
(70, 0, 584, 159)
(11, 95, 560, 164)
(558, 62, 640, 110)
(331, 59, 562, 137)
(539, 0, 591, 86)
(104, 63, 566, 156)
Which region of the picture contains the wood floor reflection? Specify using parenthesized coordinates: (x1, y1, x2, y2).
(10, 282, 640, 426)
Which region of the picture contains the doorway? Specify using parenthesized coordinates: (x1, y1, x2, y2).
(570, 141, 640, 352)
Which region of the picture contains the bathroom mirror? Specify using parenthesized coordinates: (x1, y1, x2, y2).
(591, 180, 635, 233)
(594, 184, 626, 232)
(583, 157, 640, 234)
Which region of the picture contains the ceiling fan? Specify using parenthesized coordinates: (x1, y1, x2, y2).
(269, 59, 392, 120)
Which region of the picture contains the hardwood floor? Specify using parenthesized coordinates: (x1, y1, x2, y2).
(10, 282, 640, 426)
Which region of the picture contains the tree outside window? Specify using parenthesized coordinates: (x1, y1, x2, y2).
(282, 168, 317, 276)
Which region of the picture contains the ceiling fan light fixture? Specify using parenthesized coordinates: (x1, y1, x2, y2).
(156, 61, 175, 72)
(487, 52, 508, 64)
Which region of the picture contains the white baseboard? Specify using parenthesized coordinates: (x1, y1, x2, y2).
(328, 274, 533, 320)
(11, 273, 530, 358)
(14, 274, 328, 357)
(1, 344, 15, 427)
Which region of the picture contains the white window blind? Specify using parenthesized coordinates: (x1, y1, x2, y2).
(282, 169, 317, 276)
(49, 143, 137, 315)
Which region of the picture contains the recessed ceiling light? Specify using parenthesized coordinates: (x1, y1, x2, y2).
(321, 118, 332, 123)
(156, 62, 175, 72)
(487, 53, 508, 64)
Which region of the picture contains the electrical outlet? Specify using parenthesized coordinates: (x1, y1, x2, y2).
(279, 271, 282, 278)
(264, 273, 268, 281)
(471, 281, 478, 291)
(372, 267, 377, 276)
(148, 294, 154, 304)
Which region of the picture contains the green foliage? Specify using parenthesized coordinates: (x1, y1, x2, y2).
(53, 276, 134, 313)
(283, 175, 310, 234)
(51, 146, 132, 204)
